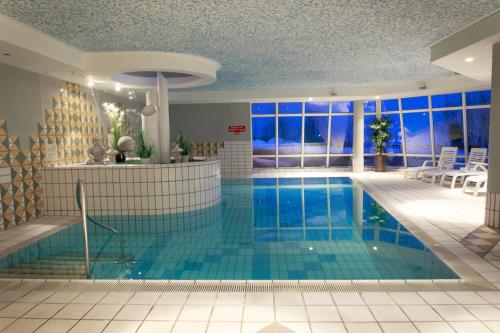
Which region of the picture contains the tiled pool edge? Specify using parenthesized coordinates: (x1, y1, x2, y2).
(0, 172, 493, 291)
(0, 278, 493, 293)
(353, 175, 495, 290)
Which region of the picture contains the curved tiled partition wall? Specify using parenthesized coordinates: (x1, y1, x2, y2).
(42, 160, 221, 217)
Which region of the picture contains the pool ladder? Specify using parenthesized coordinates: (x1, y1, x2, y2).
(76, 179, 125, 278)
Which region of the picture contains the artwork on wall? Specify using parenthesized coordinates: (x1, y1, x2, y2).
(0, 82, 104, 230)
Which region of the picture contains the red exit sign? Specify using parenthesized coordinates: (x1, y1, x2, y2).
(228, 125, 246, 135)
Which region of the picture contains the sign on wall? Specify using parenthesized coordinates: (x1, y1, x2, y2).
(228, 125, 246, 135)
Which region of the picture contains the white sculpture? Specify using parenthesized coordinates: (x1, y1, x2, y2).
(86, 137, 108, 165)
(117, 136, 135, 152)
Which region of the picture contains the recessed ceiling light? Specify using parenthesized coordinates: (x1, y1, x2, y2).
(115, 84, 122, 92)
(128, 96, 133, 100)
(465, 57, 474, 63)
(87, 80, 94, 87)
(128, 91, 133, 95)
(307, 97, 313, 101)
(375, 96, 380, 100)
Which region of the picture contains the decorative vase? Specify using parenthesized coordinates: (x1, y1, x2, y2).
(115, 152, 126, 163)
(140, 158, 151, 164)
(375, 155, 386, 172)
(181, 155, 189, 163)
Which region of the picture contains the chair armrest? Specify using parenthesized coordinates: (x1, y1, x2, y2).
(422, 160, 434, 167)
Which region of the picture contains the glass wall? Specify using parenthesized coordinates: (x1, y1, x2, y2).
(251, 89, 491, 168)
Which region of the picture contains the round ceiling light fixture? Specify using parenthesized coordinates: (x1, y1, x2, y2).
(465, 57, 474, 63)
(114, 84, 122, 92)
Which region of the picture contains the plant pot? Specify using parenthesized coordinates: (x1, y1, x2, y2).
(375, 155, 386, 172)
(181, 155, 189, 163)
(140, 158, 151, 164)
(115, 152, 126, 164)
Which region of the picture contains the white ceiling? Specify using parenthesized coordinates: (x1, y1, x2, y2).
(0, 0, 499, 92)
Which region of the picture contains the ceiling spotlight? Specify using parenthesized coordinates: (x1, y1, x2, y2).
(375, 96, 380, 100)
(128, 91, 133, 95)
(115, 84, 122, 92)
(87, 80, 94, 87)
(330, 88, 337, 96)
(1, 52, 10, 56)
(418, 81, 427, 90)
(128, 96, 133, 100)
(465, 57, 474, 63)
(307, 97, 313, 101)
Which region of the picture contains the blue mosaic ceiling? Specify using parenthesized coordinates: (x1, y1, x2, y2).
(0, 1, 499, 91)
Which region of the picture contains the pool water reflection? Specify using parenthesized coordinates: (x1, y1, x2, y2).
(0, 178, 458, 280)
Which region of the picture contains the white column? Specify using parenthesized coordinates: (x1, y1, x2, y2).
(486, 42, 500, 228)
(142, 90, 160, 163)
(352, 100, 364, 172)
(157, 72, 171, 163)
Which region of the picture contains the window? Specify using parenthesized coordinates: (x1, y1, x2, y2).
(278, 157, 301, 168)
(364, 100, 376, 113)
(431, 93, 462, 108)
(252, 117, 275, 155)
(466, 90, 491, 106)
(332, 101, 353, 113)
(304, 157, 327, 167)
(401, 96, 428, 110)
(330, 116, 353, 154)
(364, 115, 376, 153)
(278, 102, 302, 114)
(304, 116, 328, 154)
(251, 90, 490, 169)
(278, 116, 302, 154)
(467, 108, 490, 150)
(252, 102, 275, 115)
(305, 101, 329, 114)
(381, 99, 399, 112)
(432, 110, 464, 155)
(403, 112, 432, 154)
(385, 114, 402, 154)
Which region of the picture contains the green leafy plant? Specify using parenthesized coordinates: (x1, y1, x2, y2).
(176, 131, 191, 156)
(134, 130, 154, 158)
(369, 117, 391, 155)
(103, 102, 124, 151)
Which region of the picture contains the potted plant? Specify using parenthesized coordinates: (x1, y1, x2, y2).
(134, 130, 154, 164)
(176, 131, 191, 163)
(369, 117, 391, 172)
(103, 102, 125, 163)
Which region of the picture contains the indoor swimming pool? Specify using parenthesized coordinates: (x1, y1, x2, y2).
(0, 178, 458, 280)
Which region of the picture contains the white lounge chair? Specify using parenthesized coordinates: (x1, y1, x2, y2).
(463, 174, 487, 196)
(404, 147, 458, 179)
(421, 148, 488, 185)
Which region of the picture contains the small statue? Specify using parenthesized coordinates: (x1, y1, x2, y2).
(87, 137, 108, 165)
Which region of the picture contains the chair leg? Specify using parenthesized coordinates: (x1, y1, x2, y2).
(439, 175, 446, 186)
(450, 175, 458, 189)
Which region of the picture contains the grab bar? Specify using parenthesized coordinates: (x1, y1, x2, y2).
(76, 181, 119, 234)
(77, 179, 91, 278)
(75, 180, 126, 273)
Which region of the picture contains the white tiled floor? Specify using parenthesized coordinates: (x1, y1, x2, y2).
(2, 289, 500, 332)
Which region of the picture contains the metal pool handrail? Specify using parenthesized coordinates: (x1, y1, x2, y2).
(76, 179, 91, 279)
(76, 179, 124, 278)
(76, 181, 119, 235)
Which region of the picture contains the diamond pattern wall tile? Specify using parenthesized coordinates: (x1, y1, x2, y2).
(0, 82, 103, 231)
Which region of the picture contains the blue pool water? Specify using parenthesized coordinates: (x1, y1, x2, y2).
(0, 178, 458, 280)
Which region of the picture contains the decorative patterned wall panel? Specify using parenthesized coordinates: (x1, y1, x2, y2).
(0, 82, 104, 230)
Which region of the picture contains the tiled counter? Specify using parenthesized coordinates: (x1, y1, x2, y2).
(42, 160, 221, 216)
